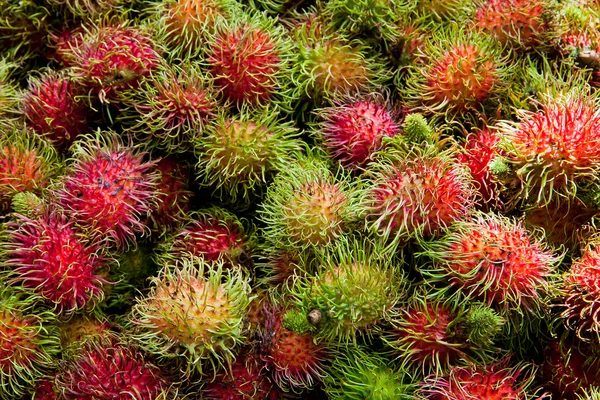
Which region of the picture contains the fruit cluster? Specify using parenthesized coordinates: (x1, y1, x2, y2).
(2, 0, 600, 399)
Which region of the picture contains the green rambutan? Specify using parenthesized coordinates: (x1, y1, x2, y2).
(258, 151, 360, 250)
(194, 105, 303, 208)
(0, 1, 52, 60)
(57, 131, 159, 248)
(45, 0, 124, 18)
(289, 236, 406, 344)
(205, 11, 296, 109)
(0, 288, 60, 399)
(119, 61, 217, 154)
(129, 256, 252, 377)
(0, 58, 18, 122)
(10, 192, 47, 218)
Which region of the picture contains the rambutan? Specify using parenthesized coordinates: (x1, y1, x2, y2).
(258, 151, 359, 250)
(56, 131, 159, 248)
(259, 306, 329, 391)
(0, 58, 18, 122)
(194, 105, 303, 208)
(2, 212, 109, 314)
(419, 211, 559, 314)
(68, 21, 160, 103)
(45, 0, 121, 18)
(314, 94, 402, 171)
(206, 12, 295, 109)
(56, 333, 169, 399)
(496, 90, 600, 208)
(129, 256, 252, 377)
(0, 2, 51, 60)
(156, 207, 254, 270)
(474, 0, 553, 49)
(0, 288, 60, 399)
(0, 126, 59, 211)
(119, 62, 217, 153)
(21, 70, 91, 150)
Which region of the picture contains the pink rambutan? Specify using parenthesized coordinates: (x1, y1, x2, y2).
(68, 22, 160, 103)
(21, 70, 91, 150)
(56, 333, 169, 399)
(315, 95, 402, 170)
(2, 212, 108, 314)
(419, 211, 559, 313)
(57, 132, 159, 248)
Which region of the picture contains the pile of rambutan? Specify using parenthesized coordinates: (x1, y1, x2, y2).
(4, 0, 600, 398)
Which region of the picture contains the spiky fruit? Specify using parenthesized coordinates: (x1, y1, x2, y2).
(59, 315, 112, 349)
(419, 211, 558, 314)
(33, 379, 58, 400)
(561, 239, 600, 341)
(129, 257, 252, 377)
(0, 289, 60, 399)
(402, 113, 436, 145)
(258, 152, 359, 250)
(361, 146, 476, 246)
(383, 298, 471, 375)
(420, 358, 538, 399)
(414, 0, 474, 22)
(119, 62, 216, 153)
(496, 90, 600, 208)
(256, 248, 302, 287)
(403, 27, 508, 118)
(0, 58, 18, 121)
(323, 345, 414, 400)
(146, 155, 193, 234)
(543, 337, 600, 398)
(206, 12, 295, 108)
(290, 236, 405, 343)
(474, 0, 553, 49)
(67, 22, 160, 103)
(314, 95, 402, 171)
(194, 106, 302, 208)
(48, 24, 85, 67)
(56, 333, 169, 400)
(2, 212, 108, 314)
(202, 348, 278, 400)
(46, 0, 121, 18)
(259, 306, 329, 391)
(10, 192, 47, 218)
(456, 128, 504, 210)
(57, 132, 159, 248)
(0, 126, 59, 211)
(156, 207, 254, 270)
(152, 0, 238, 59)
(21, 70, 91, 150)
(0, 1, 51, 60)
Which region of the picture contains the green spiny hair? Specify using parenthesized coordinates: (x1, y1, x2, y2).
(401, 113, 437, 145)
(45, 0, 131, 19)
(194, 105, 303, 210)
(323, 345, 415, 400)
(0, 0, 53, 60)
(10, 192, 47, 218)
(258, 148, 361, 251)
(463, 302, 505, 349)
(282, 307, 317, 335)
(288, 235, 406, 344)
(0, 286, 61, 399)
(118, 61, 217, 154)
(0, 58, 18, 122)
(412, 0, 474, 23)
(129, 256, 252, 378)
(0, 123, 60, 212)
(577, 386, 600, 400)
(148, 0, 241, 60)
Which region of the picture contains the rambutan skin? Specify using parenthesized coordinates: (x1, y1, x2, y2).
(2, 212, 108, 314)
(57, 132, 159, 248)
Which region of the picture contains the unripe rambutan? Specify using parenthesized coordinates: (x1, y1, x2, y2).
(496, 90, 600, 208)
(56, 333, 170, 399)
(2, 212, 109, 314)
(314, 94, 402, 171)
(259, 306, 329, 391)
(258, 151, 360, 250)
(414, 0, 474, 22)
(419, 211, 559, 314)
(290, 236, 406, 344)
(59, 315, 112, 349)
(119, 62, 217, 154)
(403, 26, 509, 118)
(46, 0, 122, 18)
(0, 288, 60, 399)
(202, 347, 278, 400)
(361, 146, 476, 246)
(68, 21, 160, 103)
(21, 70, 91, 150)
(323, 345, 415, 399)
(194, 106, 303, 208)
(10, 192, 47, 218)
(206, 12, 295, 109)
(420, 358, 539, 399)
(57, 132, 159, 248)
(474, 0, 553, 49)
(0, 58, 19, 122)
(129, 256, 252, 377)
(0, 126, 59, 211)
(156, 207, 254, 270)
